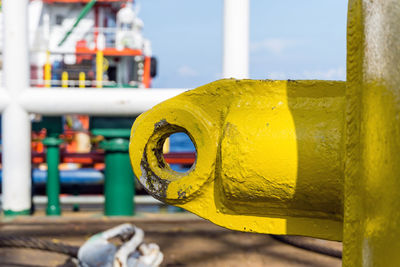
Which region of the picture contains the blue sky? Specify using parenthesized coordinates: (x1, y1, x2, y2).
(137, 0, 348, 88)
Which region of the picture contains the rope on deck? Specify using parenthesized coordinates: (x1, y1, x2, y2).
(0, 236, 79, 257)
(271, 235, 342, 259)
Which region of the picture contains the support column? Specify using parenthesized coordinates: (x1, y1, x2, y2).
(344, 0, 400, 265)
(102, 138, 134, 216)
(2, 0, 31, 215)
(92, 122, 135, 216)
(43, 137, 63, 216)
(223, 0, 249, 79)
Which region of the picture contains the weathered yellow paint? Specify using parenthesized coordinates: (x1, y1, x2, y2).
(344, 0, 400, 266)
(130, 80, 346, 241)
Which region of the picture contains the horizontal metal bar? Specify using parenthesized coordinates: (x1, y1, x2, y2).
(20, 88, 187, 115)
(30, 79, 120, 87)
(0, 195, 163, 206)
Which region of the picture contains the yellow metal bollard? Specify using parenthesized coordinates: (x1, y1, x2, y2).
(79, 72, 86, 88)
(44, 50, 51, 88)
(162, 137, 170, 154)
(129, 0, 400, 265)
(61, 71, 68, 88)
(96, 50, 103, 88)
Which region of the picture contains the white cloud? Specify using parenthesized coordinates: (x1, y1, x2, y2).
(251, 38, 300, 54)
(301, 67, 345, 80)
(266, 71, 287, 80)
(177, 65, 199, 77)
(263, 67, 346, 81)
(214, 72, 223, 79)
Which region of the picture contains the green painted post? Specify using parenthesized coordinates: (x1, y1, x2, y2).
(43, 137, 63, 216)
(101, 137, 134, 216)
(3, 210, 30, 216)
(90, 117, 136, 216)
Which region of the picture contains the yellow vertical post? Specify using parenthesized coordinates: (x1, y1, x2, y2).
(344, 0, 400, 266)
(61, 71, 68, 88)
(44, 50, 51, 88)
(96, 50, 103, 88)
(79, 72, 86, 88)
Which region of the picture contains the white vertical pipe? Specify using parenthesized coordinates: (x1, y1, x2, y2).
(0, 90, 10, 112)
(223, 0, 249, 79)
(2, 0, 31, 214)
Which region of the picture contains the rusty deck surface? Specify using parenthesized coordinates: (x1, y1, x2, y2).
(0, 213, 342, 267)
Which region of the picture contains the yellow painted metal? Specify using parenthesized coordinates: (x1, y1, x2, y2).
(79, 72, 86, 88)
(61, 71, 68, 88)
(162, 137, 170, 154)
(130, 80, 346, 241)
(344, 0, 400, 266)
(96, 50, 103, 88)
(44, 50, 51, 88)
(130, 1, 400, 265)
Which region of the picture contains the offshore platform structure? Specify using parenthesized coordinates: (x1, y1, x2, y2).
(30, 0, 156, 215)
(130, 0, 400, 266)
(25, 0, 155, 89)
(0, 0, 158, 216)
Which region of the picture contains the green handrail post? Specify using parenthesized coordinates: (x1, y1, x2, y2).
(33, 116, 64, 216)
(101, 137, 134, 216)
(91, 117, 136, 216)
(43, 136, 63, 216)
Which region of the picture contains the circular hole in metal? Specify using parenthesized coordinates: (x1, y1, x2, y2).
(162, 132, 197, 173)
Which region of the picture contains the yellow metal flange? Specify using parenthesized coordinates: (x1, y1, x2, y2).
(130, 79, 346, 241)
(130, 1, 400, 265)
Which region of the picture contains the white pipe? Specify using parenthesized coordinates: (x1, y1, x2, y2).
(2, 0, 31, 215)
(20, 88, 186, 115)
(1, 105, 32, 214)
(0, 89, 10, 112)
(223, 0, 249, 79)
(3, 1, 29, 94)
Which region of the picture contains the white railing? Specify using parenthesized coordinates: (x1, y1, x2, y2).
(0, 24, 144, 53)
(0, 0, 248, 214)
(50, 26, 128, 49)
(0, 195, 163, 206)
(30, 79, 120, 88)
